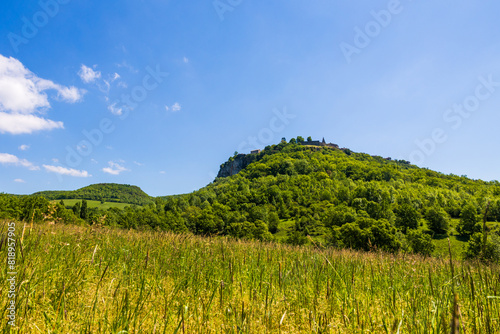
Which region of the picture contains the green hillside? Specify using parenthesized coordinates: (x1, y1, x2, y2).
(152, 138, 500, 259)
(2, 138, 500, 261)
(34, 183, 152, 206)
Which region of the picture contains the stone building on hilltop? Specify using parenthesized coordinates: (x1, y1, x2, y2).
(300, 137, 339, 149)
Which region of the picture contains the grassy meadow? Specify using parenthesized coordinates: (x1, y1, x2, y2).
(1, 220, 500, 333)
(57, 199, 132, 210)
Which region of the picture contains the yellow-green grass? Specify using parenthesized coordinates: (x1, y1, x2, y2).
(55, 199, 132, 210)
(1, 221, 500, 333)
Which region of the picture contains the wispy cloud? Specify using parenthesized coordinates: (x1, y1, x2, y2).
(102, 161, 129, 175)
(0, 152, 39, 170)
(107, 102, 123, 116)
(18, 144, 30, 151)
(166, 102, 181, 112)
(43, 164, 91, 177)
(0, 54, 84, 134)
(78, 64, 102, 83)
(171, 102, 181, 112)
(14, 178, 25, 183)
(183, 57, 189, 63)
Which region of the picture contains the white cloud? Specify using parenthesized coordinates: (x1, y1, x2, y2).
(18, 144, 29, 151)
(0, 112, 64, 134)
(133, 161, 143, 166)
(14, 178, 25, 183)
(78, 64, 101, 83)
(171, 102, 181, 112)
(0, 54, 84, 135)
(102, 161, 129, 175)
(183, 57, 189, 63)
(43, 164, 91, 177)
(0, 152, 39, 170)
(112, 73, 120, 81)
(107, 102, 123, 116)
(52, 158, 59, 163)
(159, 171, 166, 174)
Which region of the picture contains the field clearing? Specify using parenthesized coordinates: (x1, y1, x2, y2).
(1, 221, 500, 333)
(432, 219, 500, 258)
(56, 199, 132, 210)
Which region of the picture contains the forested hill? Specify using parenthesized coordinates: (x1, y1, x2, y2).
(155, 138, 500, 256)
(33, 183, 152, 206)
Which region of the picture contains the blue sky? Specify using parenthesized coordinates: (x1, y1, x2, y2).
(1, 0, 500, 196)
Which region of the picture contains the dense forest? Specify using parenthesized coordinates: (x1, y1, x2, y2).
(2, 138, 500, 261)
(33, 183, 152, 206)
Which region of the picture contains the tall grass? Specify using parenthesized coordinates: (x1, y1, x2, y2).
(1, 221, 499, 333)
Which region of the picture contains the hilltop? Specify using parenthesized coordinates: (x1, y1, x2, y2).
(172, 137, 499, 257)
(33, 183, 152, 206)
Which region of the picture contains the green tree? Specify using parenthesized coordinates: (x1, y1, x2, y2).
(456, 204, 480, 236)
(286, 230, 308, 245)
(395, 203, 419, 233)
(406, 229, 435, 256)
(72, 202, 81, 217)
(80, 199, 88, 221)
(296, 136, 305, 143)
(268, 211, 279, 234)
(324, 205, 356, 227)
(464, 232, 500, 263)
(253, 220, 272, 240)
(307, 136, 312, 142)
(425, 207, 449, 235)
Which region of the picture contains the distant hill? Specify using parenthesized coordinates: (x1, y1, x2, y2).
(33, 183, 152, 206)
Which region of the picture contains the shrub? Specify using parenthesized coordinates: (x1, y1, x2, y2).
(406, 229, 435, 256)
(464, 233, 500, 263)
(456, 204, 480, 237)
(395, 203, 420, 232)
(425, 207, 449, 235)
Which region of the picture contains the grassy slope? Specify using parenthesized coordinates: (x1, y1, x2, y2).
(57, 199, 132, 210)
(3, 221, 499, 333)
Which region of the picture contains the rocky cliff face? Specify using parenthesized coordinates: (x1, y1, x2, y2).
(217, 154, 258, 178)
